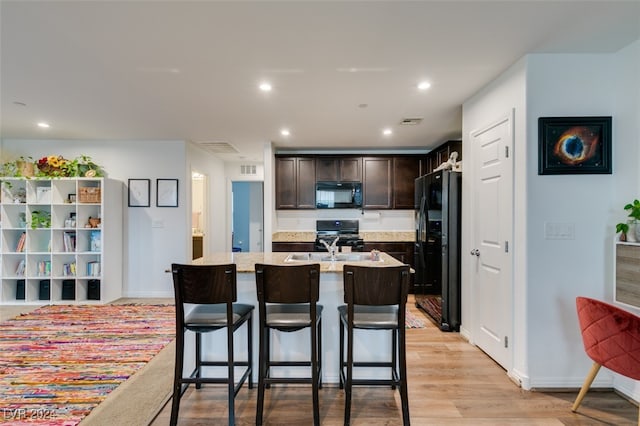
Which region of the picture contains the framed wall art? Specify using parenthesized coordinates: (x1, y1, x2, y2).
(156, 178, 179, 207)
(128, 179, 151, 207)
(538, 116, 612, 175)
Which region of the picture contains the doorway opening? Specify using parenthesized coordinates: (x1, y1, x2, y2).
(231, 181, 264, 252)
(191, 171, 207, 259)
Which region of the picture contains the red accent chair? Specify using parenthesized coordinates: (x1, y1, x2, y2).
(573, 297, 640, 425)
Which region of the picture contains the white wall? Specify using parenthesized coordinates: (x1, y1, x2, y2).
(461, 39, 640, 398)
(1, 139, 189, 298)
(275, 209, 414, 232)
(525, 52, 635, 390)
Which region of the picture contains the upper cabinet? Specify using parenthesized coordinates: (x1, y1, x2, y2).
(316, 157, 361, 182)
(275, 157, 316, 209)
(392, 156, 422, 209)
(275, 153, 429, 210)
(362, 157, 393, 209)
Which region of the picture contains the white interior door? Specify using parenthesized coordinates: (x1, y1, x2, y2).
(470, 112, 514, 369)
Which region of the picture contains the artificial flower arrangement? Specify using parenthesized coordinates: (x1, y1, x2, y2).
(1, 155, 104, 178)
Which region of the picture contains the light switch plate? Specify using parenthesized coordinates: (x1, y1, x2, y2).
(544, 222, 575, 240)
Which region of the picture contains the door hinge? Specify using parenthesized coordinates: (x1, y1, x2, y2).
(505, 146, 509, 158)
(504, 336, 508, 348)
(505, 241, 509, 253)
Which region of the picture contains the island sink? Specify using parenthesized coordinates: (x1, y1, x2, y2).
(284, 252, 382, 262)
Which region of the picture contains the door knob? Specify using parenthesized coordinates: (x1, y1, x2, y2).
(470, 249, 480, 256)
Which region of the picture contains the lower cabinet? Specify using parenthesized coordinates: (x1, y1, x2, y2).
(272, 242, 315, 252)
(364, 241, 416, 292)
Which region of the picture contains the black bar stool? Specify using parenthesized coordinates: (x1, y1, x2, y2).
(339, 264, 411, 426)
(170, 263, 253, 426)
(254, 263, 322, 425)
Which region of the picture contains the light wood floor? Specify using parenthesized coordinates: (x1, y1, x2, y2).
(151, 296, 638, 425)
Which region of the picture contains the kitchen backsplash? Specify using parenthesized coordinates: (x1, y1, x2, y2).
(276, 209, 414, 232)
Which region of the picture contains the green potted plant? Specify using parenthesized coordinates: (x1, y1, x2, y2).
(30, 210, 51, 229)
(616, 199, 640, 242)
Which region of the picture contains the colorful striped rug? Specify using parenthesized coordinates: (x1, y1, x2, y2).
(0, 304, 175, 425)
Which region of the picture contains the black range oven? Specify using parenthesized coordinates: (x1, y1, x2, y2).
(314, 220, 364, 252)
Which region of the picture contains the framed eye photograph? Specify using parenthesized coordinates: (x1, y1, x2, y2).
(538, 116, 612, 175)
(128, 179, 151, 207)
(157, 178, 179, 207)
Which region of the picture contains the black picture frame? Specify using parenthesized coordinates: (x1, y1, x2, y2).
(128, 179, 151, 207)
(538, 116, 612, 175)
(156, 178, 179, 207)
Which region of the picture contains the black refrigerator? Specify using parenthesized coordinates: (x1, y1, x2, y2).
(414, 170, 461, 331)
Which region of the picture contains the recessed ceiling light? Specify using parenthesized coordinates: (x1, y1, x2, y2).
(281, 129, 290, 136)
(37, 122, 50, 128)
(383, 128, 392, 136)
(259, 82, 272, 92)
(418, 81, 431, 91)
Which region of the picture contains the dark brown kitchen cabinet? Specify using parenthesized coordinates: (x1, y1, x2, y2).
(426, 140, 462, 174)
(315, 157, 361, 182)
(363, 242, 414, 266)
(275, 157, 316, 209)
(393, 157, 422, 209)
(362, 157, 393, 209)
(272, 242, 315, 252)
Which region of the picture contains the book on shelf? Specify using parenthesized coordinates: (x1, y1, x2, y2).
(89, 230, 101, 252)
(87, 261, 101, 277)
(38, 260, 52, 276)
(15, 232, 26, 252)
(62, 261, 76, 276)
(63, 232, 76, 252)
(15, 259, 25, 276)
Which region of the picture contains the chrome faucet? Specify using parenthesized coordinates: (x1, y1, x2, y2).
(320, 236, 339, 261)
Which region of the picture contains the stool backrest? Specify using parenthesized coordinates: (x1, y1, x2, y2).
(255, 263, 320, 303)
(171, 263, 237, 305)
(576, 296, 640, 380)
(343, 265, 410, 306)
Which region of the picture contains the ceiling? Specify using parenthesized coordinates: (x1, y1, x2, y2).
(1, 1, 639, 162)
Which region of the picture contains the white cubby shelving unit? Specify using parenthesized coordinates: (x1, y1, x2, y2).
(0, 177, 122, 305)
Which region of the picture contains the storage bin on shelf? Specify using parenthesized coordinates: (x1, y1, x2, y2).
(79, 187, 101, 203)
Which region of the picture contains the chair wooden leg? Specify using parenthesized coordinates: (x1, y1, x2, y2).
(339, 317, 345, 389)
(399, 327, 410, 426)
(170, 331, 185, 426)
(344, 325, 354, 426)
(247, 315, 253, 389)
(572, 362, 601, 412)
(195, 332, 202, 390)
(227, 325, 235, 425)
(311, 318, 320, 426)
(256, 326, 267, 425)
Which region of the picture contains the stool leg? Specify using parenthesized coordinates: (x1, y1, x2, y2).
(311, 317, 320, 426)
(256, 326, 267, 425)
(399, 327, 410, 426)
(391, 329, 397, 390)
(339, 316, 345, 389)
(247, 314, 253, 389)
(318, 316, 323, 389)
(170, 329, 185, 426)
(344, 324, 354, 426)
(227, 325, 235, 425)
(195, 332, 202, 390)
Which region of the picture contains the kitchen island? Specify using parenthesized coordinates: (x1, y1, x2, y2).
(187, 251, 405, 383)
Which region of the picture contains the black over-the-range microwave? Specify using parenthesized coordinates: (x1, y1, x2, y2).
(315, 182, 362, 209)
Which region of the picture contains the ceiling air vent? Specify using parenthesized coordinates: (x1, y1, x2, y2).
(399, 118, 423, 125)
(196, 141, 239, 154)
(240, 165, 257, 175)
